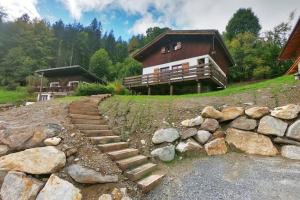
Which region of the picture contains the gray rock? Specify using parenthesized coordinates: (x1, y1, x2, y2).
(193, 130, 212, 144)
(181, 116, 203, 127)
(201, 118, 219, 132)
(0, 146, 66, 174)
(1, 171, 43, 200)
(273, 137, 300, 146)
(67, 164, 118, 184)
(152, 128, 180, 144)
(0, 145, 8, 156)
(44, 137, 61, 146)
(271, 104, 300, 120)
(98, 194, 112, 200)
(230, 116, 257, 131)
(220, 106, 244, 122)
(201, 106, 223, 119)
(226, 128, 278, 156)
(176, 138, 203, 153)
(245, 107, 269, 119)
(281, 145, 300, 160)
(204, 138, 228, 156)
(286, 120, 300, 141)
(36, 174, 82, 200)
(181, 128, 198, 139)
(257, 116, 288, 136)
(151, 145, 175, 162)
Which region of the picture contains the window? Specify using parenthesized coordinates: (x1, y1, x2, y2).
(50, 82, 60, 87)
(68, 81, 79, 87)
(161, 47, 166, 53)
(174, 42, 182, 50)
(160, 67, 169, 73)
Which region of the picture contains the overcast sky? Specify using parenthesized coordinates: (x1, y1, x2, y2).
(0, 0, 299, 40)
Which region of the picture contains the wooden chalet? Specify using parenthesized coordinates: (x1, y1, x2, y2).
(35, 65, 102, 101)
(124, 30, 235, 95)
(279, 17, 300, 80)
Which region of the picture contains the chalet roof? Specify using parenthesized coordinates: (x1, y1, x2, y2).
(132, 29, 235, 66)
(279, 17, 300, 60)
(35, 65, 103, 82)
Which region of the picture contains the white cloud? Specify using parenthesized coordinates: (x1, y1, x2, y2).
(59, 0, 300, 35)
(0, 0, 40, 21)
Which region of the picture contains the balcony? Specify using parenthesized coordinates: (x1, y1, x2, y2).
(123, 61, 227, 89)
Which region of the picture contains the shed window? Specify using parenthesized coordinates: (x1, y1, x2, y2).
(68, 81, 79, 87)
(50, 82, 60, 87)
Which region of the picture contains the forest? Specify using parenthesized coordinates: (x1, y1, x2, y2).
(0, 7, 295, 89)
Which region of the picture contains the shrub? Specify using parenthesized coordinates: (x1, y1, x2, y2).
(107, 81, 130, 95)
(253, 66, 272, 79)
(74, 83, 114, 96)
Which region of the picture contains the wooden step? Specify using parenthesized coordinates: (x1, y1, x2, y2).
(81, 130, 114, 137)
(74, 124, 109, 130)
(69, 104, 98, 110)
(124, 163, 157, 181)
(98, 142, 128, 152)
(89, 136, 121, 144)
(137, 173, 165, 193)
(70, 114, 102, 120)
(116, 155, 148, 171)
(71, 119, 106, 125)
(69, 110, 99, 116)
(107, 148, 139, 161)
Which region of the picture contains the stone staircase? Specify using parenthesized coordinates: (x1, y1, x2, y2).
(69, 94, 165, 193)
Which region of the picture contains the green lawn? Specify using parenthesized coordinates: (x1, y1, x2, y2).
(114, 75, 297, 102)
(0, 87, 32, 104)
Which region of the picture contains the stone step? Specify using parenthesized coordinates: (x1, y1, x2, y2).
(81, 130, 114, 137)
(124, 163, 157, 181)
(98, 142, 129, 152)
(74, 124, 109, 130)
(116, 155, 148, 171)
(70, 114, 102, 120)
(89, 136, 121, 144)
(71, 119, 106, 125)
(137, 173, 166, 193)
(107, 148, 139, 161)
(69, 110, 99, 116)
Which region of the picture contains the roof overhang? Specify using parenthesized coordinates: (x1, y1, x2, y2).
(35, 65, 103, 82)
(132, 30, 235, 66)
(279, 17, 300, 60)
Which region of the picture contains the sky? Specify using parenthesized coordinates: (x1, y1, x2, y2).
(0, 0, 299, 40)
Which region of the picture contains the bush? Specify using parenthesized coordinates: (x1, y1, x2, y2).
(253, 66, 272, 79)
(107, 81, 130, 95)
(74, 83, 114, 96)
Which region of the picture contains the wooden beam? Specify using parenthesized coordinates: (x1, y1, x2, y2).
(170, 84, 173, 95)
(197, 82, 202, 93)
(148, 86, 151, 95)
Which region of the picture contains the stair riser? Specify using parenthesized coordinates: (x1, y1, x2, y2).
(108, 150, 139, 161)
(117, 157, 148, 171)
(71, 119, 106, 125)
(75, 124, 109, 130)
(82, 130, 114, 137)
(98, 143, 128, 152)
(125, 165, 157, 181)
(91, 137, 121, 144)
(70, 115, 102, 120)
(69, 109, 99, 114)
(138, 174, 165, 194)
(69, 105, 98, 110)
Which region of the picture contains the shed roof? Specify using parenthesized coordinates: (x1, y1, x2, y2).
(132, 29, 235, 66)
(35, 65, 102, 82)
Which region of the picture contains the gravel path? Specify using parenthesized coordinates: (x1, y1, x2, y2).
(145, 153, 300, 200)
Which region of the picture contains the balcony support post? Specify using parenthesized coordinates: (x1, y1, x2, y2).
(197, 82, 202, 93)
(170, 84, 173, 96)
(147, 86, 151, 95)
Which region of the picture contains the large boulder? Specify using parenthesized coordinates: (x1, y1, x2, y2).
(151, 145, 175, 162)
(226, 128, 278, 156)
(201, 106, 223, 119)
(230, 116, 257, 131)
(271, 104, 300, 120)
(36, 174, 82, 200)
(181, 116, 203, 127)
(200, 118, 219, 132)
(257, 116, 288, 136)
(0, 123, 62, 151)
(152, 128, 180, 144)
(204, 138, 227, 156)
(193, 130, 211, 144)
(281, 145, 300, 160)
(220, 106, 244, 122)
(180, 128, 198, 139)
(286, 120, 300, 141)
(0, 146, 66, 174)
(0, 171, 43, 200)
(67, 164, 118, 184)
(245, 107, 269, 119)
(176, 138, 202, 153)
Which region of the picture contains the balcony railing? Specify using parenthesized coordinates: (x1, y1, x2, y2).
(123, 62, 227, 88)
(33, 86, 76, 93)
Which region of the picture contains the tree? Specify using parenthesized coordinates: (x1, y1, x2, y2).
(0, 7, 7, 23)
(116, 57, 142, 79)
(89, 49, 112, 80)
(143, 27, 170, 44)
(225, 8, 261, 40)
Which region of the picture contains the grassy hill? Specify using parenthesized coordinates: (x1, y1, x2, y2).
(0, 87, 31, 104)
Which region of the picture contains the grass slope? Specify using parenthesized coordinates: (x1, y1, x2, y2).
(0, 87, 31, 104)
